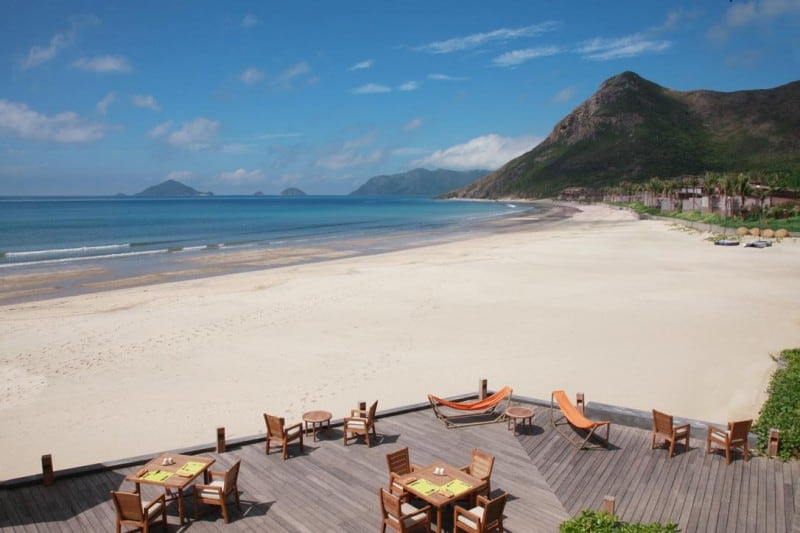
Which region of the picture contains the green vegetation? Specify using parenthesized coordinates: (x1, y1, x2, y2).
(618, 201, 800, 233)
(753, 348, 800, 460)
(560, 510, 680, 532)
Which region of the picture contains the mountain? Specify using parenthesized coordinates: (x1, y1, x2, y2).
(280, 187, 307, 196)
(135, 179, 212, 197)
(451, 72, 800, 199)
(351, 168, 490, 196)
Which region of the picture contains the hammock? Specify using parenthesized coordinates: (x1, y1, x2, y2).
(428, 386, 513, 428)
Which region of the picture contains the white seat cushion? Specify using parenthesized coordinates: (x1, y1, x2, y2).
(387, 502, 427, 528)
(347, 419, 367, 429)
(198, 480, 225, 500)
(456, 506, 484, 529)
(144, 500, 163, 519)
(286, 426, 301, 438)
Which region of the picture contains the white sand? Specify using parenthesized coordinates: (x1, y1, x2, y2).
(2, 204, 799, 480)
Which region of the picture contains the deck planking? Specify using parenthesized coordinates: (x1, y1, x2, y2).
(0, 405, 797, 532)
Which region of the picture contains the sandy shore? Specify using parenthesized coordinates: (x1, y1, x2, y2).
(2, 203, 799, 480)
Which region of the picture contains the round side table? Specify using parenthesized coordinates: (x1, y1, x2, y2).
(506, 406, 534, 436)
(302, 410, 332, 442)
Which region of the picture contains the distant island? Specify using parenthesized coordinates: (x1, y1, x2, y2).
(350, 168, 489, 197)
(135, 179, 213, 197)
(280, 187, 307, 196)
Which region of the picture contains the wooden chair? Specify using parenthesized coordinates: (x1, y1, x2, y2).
(706, 419, 753, 464)
(460, 449, 495, 498)
(386, 447, 421, 494)
(193, 459, 242, 523)
(379, 487, 432, 533)
(343, 400, 378, 447)
(650, 409, 691, 458)
(110, 490, 166, 533)
(264, 413, 304, 459)
(453, 492, 507, 533)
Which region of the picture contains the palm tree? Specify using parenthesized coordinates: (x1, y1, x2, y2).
(735, 172, 751, 220)
(703, 172, 719, 214)
(720, 172, 738, 236)
(647, 177, 663, 208)
(688, 175, 700, 213)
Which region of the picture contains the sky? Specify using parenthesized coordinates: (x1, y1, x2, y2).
(1, 1, 798, 196)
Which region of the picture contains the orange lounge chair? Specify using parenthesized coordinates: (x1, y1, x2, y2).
(550, 390, 610, 449)
(428, 386, 513, 428)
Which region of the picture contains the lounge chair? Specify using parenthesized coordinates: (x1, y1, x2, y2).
(460, 449, 494, 500)
(650, 409, 690, 458)
(428, 387, 513, 428)
(343, 400, 378, 447)
(550, 390, 610, 449)
(706, 419, 752, 464)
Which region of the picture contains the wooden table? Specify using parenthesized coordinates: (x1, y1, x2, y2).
(398, 461, 486, 533)
(506, 405, 534, 435)
(302, 410, 332, 442)
(125, 452, 215, 525)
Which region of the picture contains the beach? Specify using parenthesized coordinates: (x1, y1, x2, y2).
(2, 203, 799, 480)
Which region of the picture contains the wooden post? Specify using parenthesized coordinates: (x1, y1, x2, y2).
(216, 427, 226, 453)
(478, 379, 488, 400)
(576, 393, 585, 414)
(600, 495, 616, 514)
(358, 401, 366, 412)
(41, 454, 54, 486)
(768, 428, 780, 456)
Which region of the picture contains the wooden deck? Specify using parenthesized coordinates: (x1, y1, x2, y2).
(1, 405, 798, 532)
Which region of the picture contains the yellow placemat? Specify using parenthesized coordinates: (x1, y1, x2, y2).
(408, 478, 440, 495)
(176, 461, 206, 477)
(443, 479, 473, 497)
(140, 470, 173, 482)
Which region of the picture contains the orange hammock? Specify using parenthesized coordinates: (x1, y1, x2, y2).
(428, 386, 513, 428)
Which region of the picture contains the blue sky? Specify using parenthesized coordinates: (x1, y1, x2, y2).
(1, 1, 798, 195)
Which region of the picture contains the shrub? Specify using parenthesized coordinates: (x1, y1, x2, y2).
(753, 348, 800, 460)
(560, 510, 680, 532)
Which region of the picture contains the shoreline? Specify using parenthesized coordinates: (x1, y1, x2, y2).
(2, 203, 799, 480)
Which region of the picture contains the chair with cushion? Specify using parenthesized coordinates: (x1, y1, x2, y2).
(650, 409, 691, 458)
(343, 400, 378, 447)
(706, 419, 753, 464)
(193, 459, 242, 523)
(453, 492, 507, 533)
(460, 449, 495, 498)
(380, 487, 431, 533)
(110, 490, 166, 533)
(386, 447, 421, 494)
(264, 413, 304, 459)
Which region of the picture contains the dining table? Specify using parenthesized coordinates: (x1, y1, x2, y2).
(125, 452, 215, 525)
(398, 460, 487, 533)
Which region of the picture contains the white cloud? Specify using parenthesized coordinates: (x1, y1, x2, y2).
(415, 22, 558, 54)
(239, 67, 264, 85)
(576, 34, 671, 61)
(148, 120, 173, 138)
(241, 14, 260, 27)
(273, 62, 312, 90)
(167, 118, 219, 150)
(21, 15, 99, 69)
(492, 46, 561, 67)
(317, 149, 384, 169)
(349, 59, 374, 71)
(0, 99, 105, 143)
(411, 134, 541, 170)
(96, 92, 116, 115)
(132, 94, 161, 111)
(403, 118, 423, 131)
(708, 0, 800, 42)
(166, 170, 192, 180)
(428, 73, 470, 81)
(218, 168, 265, 184)
(73, 55, 131, 73)
(552, 86, 576, 103)
(398, 81, 420, 91)
(352, 83, 392, 94)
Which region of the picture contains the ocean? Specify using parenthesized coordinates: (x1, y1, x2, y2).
(0, 195, 528, 271)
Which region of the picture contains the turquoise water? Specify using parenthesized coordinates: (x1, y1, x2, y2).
(0, 196, 526, 269)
